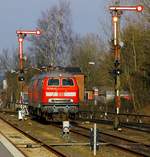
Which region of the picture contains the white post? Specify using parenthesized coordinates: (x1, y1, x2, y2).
(3, 80, 8, 89)
(94, 88, 98, 105)
(63, 121, 70, 134)
(93, 123, 97, 156)
(18, 110, 23, 120)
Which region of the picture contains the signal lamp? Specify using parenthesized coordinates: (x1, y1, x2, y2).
(113, 16, 118, 22)
(36, 30, 41, 35)
(114, 60, 120, 67)
(113, 69, 121, 75)
(116, 69, 121, 75)
(18, 75, 25, 81)
(119, 41, 124, 48)
(18, 71, 25, 81)
(18, 38, 23, 42)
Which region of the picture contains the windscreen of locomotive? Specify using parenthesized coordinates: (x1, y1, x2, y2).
(62, 78, 74, 86)
(48, 78, 59, 86)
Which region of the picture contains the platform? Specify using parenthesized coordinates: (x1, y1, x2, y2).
(0, 133, 25, 157)
(0, 142, 14, 157)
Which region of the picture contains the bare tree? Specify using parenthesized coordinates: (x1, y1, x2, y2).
(29, 0, 73, 67)
(121, 18, 150, 111)
(71, 33, 109, 88)
(0, 48, 19, 71)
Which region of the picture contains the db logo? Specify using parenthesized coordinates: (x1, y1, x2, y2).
(59, 92, 64, 96)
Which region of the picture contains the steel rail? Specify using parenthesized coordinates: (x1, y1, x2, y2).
(50, 121, 150, 156)
(78, 110, 150, 118)
(0, 131, 28, 157)
(0, 115, 67, 157)
(70, 123, 150, 157)
(77, 118, 150, 133)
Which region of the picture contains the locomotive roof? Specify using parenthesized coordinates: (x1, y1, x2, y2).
(31, 70, 74, 80)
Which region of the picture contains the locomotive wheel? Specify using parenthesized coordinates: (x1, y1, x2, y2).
(37, 109, 42, 120)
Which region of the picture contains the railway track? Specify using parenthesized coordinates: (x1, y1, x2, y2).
(77, 118, 150, 133)
(0, 115, 67, 157)
(1, 109, 150, 156)
(49, 120, 150, 156)
(78, 110, 150, 122)
(69, 122, 150, 157)
(2, 109, 149, 132)
(121, 122, 150, 133)
(77, 111, 150, 133)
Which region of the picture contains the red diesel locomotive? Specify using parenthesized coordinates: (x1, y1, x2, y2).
(28, 70, 79, 120)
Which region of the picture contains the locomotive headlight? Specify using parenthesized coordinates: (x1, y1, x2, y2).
(64, 92, 76, 96)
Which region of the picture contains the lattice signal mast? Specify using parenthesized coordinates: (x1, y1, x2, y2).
(109, 5, 143, 129)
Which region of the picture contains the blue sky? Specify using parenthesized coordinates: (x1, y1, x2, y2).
(0, 0, 112, 50)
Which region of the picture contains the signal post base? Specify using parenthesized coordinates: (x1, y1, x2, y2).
(113, 115, 120, 130)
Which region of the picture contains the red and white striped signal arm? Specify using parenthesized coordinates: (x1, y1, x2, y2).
(16, 29, 41, 35)
(109, 5, 143, 12)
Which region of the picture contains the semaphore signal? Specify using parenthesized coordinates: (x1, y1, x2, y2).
(16, 30, 41, 35)
(16, 29, 41, 81)
(109, 4, 143, 130)
(109, 5, 143, 12)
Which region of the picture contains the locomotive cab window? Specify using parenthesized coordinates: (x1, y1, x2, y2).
(62, 78, 74, 86)
(48, 78, 59, 86)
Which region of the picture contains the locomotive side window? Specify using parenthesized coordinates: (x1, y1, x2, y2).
(48, 78, 59, 86)
(62, 78, 74, 86)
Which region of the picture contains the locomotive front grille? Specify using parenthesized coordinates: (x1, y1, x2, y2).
(48, 98, 73, 104)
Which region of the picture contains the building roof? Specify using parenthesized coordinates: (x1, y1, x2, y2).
(64, 67, 82, 74)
